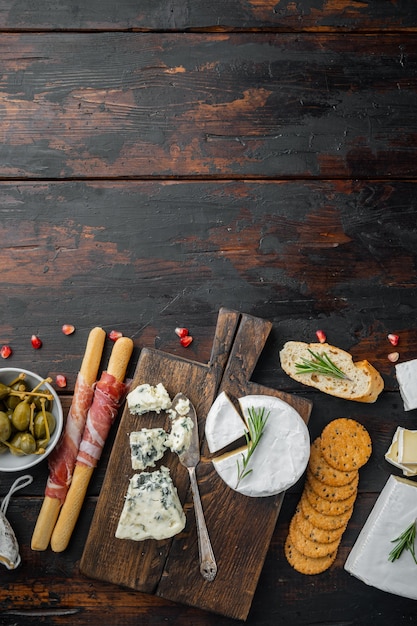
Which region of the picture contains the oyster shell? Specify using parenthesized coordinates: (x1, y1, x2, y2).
(0, 474, 33, 570)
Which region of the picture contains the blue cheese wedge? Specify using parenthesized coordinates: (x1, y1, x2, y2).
(205, 391, 246, 453)
(212, 394, 310, 497)
(127, 383, 172, 415)
(115, 466, 186, 541)
(129, 428, 168, 470)
(166, 416, 194, 455)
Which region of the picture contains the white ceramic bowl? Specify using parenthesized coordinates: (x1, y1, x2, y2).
(0, 367, 63, 473)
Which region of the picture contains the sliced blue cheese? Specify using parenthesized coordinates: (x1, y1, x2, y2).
(167, 395, 190, 419)
(127, 383, 172, 415)
(205, 391, 246, 453)
(115, 466, 186, 541)
(166, 416, 194, 455)
(212, 394, 310, 497)
(129, 428, 168, 470)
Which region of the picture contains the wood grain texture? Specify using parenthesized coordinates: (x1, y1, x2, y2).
(0, 34, 416, 179)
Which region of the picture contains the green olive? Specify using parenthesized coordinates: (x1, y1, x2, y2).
(0, 411, 11, 442)
(34, 411, 56, 440)
(0, 442, 7, 454)
(19, 432, 37, 454)
(9, 433, 25, 455)
(11, 400, 31, 431)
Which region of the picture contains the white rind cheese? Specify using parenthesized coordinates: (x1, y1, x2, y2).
(127, 383, 172, 415)
(166, 416, 194, 455)
(395, 359, 417, 411)
(115, 466, 186, 541)
(205, 391, 246, 453)
(129, 428, 168, 470)
(212, 394, 310, 497)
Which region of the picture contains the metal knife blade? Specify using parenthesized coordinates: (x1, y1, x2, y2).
(171, 393, 217, 582)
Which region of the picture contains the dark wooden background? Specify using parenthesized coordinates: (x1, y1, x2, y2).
(0, 1, 416, 624)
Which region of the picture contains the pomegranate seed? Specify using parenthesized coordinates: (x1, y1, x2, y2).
(180, 335, 193, 347)
(62, 324, 75, 335)
(175, 327, 189, 338)
(31, 335, 42, 349)
(388, 333, 399, 346)
(388, 352, 400, 363)
(56, 374, 67, 388)
(316, 330, 327, 344)
(0, 345, 12, 359)
(108, 330, 123, 341)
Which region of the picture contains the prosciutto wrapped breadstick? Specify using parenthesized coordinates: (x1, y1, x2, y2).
(50, 336, 133, 553)
(31, 327, 106, 551)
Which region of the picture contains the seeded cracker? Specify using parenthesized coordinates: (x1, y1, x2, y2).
(306, 468, 359, 501)
(299, 490, 353, 531)
(320, 418, 372, 472)
(285, 535, 337, 575)
(294, 506, 347, 544)
(304, 480, 356, 516)
(289, 511, 342, 557)
(308, 437, 357, 487)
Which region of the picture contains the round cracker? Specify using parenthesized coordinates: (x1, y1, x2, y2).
(299, 492, 353, 531)
(306, 468, 359, 501)
(320, 418, 372, 472)
(295, 505, 346, 544)
(308, 437, 357, 486)
(304, 480, 356, 516)
(289, 511, 342, 557)
(284, 534, 337, 575)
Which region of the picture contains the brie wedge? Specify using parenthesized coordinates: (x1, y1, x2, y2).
(205, 391, 246, 453)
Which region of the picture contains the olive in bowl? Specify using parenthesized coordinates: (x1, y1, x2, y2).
(0, 368, 63, 473)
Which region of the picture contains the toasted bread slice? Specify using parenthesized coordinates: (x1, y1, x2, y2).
(279, 341, 384, 403)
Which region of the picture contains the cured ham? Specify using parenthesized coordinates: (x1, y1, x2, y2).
(76, 371, 128, 468)
(45, 373, 94, 503)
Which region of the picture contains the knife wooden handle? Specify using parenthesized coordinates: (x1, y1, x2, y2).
(31, 326, 106, 551)
(50, 336, 133, 553)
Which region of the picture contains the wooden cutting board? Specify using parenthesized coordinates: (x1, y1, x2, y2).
(80, 308, 312, 621)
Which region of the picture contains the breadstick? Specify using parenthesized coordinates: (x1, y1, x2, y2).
(50, 336, 133, 553)
(31, 327, 106, 551)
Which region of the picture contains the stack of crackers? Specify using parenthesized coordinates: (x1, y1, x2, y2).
(285, 418, 372, 575)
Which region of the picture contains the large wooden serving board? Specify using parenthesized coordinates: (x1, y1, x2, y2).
(80, 308, 312, 621)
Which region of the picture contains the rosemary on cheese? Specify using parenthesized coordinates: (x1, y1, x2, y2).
(236, 406, 270, 488)
(295, 349, 351, 380)
(388, 518, 417, 565)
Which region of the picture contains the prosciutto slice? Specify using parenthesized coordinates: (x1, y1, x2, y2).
(46, 373, 94, 503)
(76, 371, 128, 468)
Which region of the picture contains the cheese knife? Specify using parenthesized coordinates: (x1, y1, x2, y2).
(172, 393, 217, 582)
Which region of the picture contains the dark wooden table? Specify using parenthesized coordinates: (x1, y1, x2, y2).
(0, 1, 417, 624)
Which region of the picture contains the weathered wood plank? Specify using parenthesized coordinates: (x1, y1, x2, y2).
(0, 0, 415, 32)
(0, 179, 415, 388)
(0, 34, 416, 179)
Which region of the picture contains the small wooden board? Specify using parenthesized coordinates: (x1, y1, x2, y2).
(80, 308, 312, 620)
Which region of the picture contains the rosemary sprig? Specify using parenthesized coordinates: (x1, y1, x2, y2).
(295, 349, 351, 381)
(388, 518, 417, 565)
(236, 406, 270, 488)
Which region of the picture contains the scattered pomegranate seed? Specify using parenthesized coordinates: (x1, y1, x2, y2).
(31, 335, 42, 349)
(388, 352, 400, 363)
(0, 345, 12, 359)
(56, 374, 67, 388)
(388, 333, 399, 346)
(62, 324, 75, 335)
(108, 330, 123, 341)
(180, 335, 193, 347)
(316, 330, 327, 344)
(175, 327, 189, 338)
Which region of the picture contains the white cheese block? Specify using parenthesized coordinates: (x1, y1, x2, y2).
(127, 383, 172, 415)
(395, 359, 417, 411)
(205, 391, 246, 453)
(115, 466, 186, 542)
(166, 416, 194, 455)
(384, 427, 417, 477)
(345, 475, 417, 600)
(212, 395, 310, 497)
(129, 428, 168, 470)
